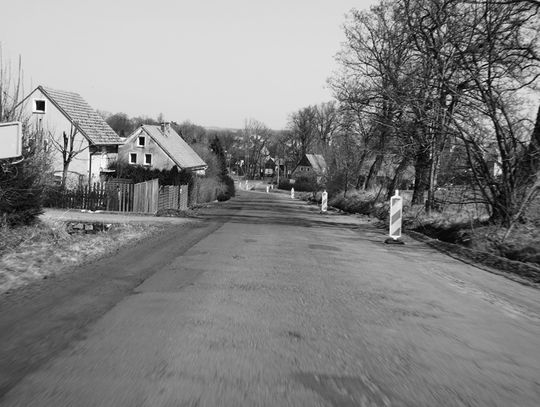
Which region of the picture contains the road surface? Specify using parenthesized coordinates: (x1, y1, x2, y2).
(1, 189, 539, 406)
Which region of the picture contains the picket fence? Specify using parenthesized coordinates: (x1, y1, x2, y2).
(47, 179, 189, 214)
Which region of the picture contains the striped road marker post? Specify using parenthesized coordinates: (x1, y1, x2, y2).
(385, 190, 405, 244)
(321, 190, 328, 213)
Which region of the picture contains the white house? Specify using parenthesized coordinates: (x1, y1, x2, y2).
(18, 86, 123, 187)
(119, 124, 207, 174)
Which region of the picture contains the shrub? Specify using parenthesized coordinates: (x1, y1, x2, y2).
(0, 143, 50, 227)
(222, 175, 236, 197)
(217, 192, 231, 201)
(41, 185, 64, 208)
(329, 189, 383, 215)
(279, 175, 318, 192)
(189, 176, 232, 205)
(107, 161, 192, 186)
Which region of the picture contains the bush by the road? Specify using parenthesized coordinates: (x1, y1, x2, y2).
(279, 175, 318, 193)
(191, 175, 235, 205)
(0, 145, 50, 227)
(217, 191, 231, 202)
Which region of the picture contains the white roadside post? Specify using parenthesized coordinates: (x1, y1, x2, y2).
(321, 190, 328, 213)
(245, 180, 249, 190)
(291, 187, 295, 199)
(385, 190, 405, 244)
(266, 185, 269, 193)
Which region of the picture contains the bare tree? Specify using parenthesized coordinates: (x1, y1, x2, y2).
(0, 44, 24, 122)
(1, 49, 50, 225)
(330, 1, 414, 192)
(48, 122, 89, 189)
(287, 106, 317, 160)
(447, 0, 540, 225)
(242, 119, 272, 179)
(313, 101, 340, 147)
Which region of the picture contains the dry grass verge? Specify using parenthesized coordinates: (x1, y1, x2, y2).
(0, 220, 164, 294)
(328, 188, 540, 275)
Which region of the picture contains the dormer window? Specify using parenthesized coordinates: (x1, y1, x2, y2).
(33, 99, 46, 114)
(137, 136, 146, 147)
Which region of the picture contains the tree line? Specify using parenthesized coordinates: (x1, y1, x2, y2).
(283, 0, 540, 227)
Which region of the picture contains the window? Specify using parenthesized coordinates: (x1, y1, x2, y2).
(144, 154, 152, 166)
(129, 153, 137, 164)
(33, 99, 46, 113)
(137, 136, 146, 147)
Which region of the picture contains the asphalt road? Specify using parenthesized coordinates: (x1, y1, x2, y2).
(1, 189, 539, 406)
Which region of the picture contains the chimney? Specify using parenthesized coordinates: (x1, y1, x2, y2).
(160, 122, 171, 136)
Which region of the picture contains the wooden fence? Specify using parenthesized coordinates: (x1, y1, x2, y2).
(106, 179, 134, 212)
(45, 179, 189, 214)
(47, 183, 109, 211)
(158, 184, 189, 211)
(133, 179, 159, 213)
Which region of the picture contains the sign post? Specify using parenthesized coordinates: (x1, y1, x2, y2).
(0, 121, 22, 159)
(385, 190, 405, 244)
(321, 190, 328, 213)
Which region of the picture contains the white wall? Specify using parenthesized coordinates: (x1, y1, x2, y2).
(22, 88, 90, 185)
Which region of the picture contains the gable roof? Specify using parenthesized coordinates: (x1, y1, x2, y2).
(306, 154, 327, 173)
(294, 154, 327, 174)
(37, 86, 122, 145)
(137, 125, 207, 170)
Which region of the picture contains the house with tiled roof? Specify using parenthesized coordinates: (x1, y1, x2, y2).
(19, 85, 123, 187)
(291, 153, 328, 182)
(119, 123, 207, 173)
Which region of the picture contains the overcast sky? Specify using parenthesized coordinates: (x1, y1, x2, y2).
(1, 0, 376, 130)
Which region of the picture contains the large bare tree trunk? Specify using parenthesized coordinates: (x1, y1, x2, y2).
(412, 146, 430, 205)
(354, 150, 369, 189)
(363, 154, 383, 190)
(491, 104, 540, 226)
(515, 104, 540, 201)
(386, 156, 410, 200)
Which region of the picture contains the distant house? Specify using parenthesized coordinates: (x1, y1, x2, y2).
(291, 153, 328, 182)
(263, 157, 276, 177)
(119, 123, 207, 173)
(19, 85, 123, 187)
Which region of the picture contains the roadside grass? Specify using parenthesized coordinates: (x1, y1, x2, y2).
(0, 220, 164, 294)
(327, 187, 540, 268)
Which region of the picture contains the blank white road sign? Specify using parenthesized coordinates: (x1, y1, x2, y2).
(0, 121, 22, 159)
